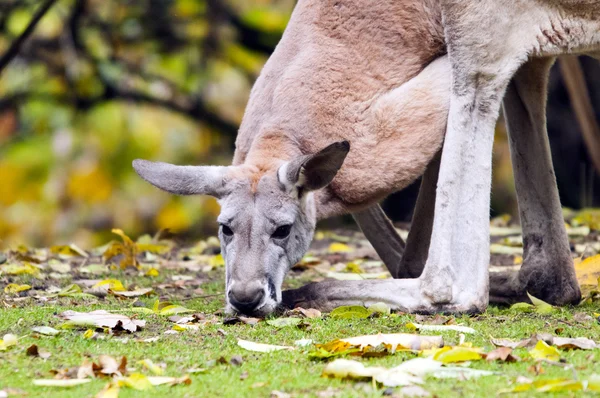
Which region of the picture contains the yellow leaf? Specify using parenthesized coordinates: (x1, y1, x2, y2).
(432, 346, 483, 363)
(209, 254, 224, 268)
(83, 329, 95, 339)
(159, 305, 194, 316)
(345, 262, 364, 273)
(117, 373, 152, 390)
(328, 243, 353, 253)
(513, 255, 523, 265)
(574, 254, 600, 286)
(526, 292, 555, 314)
(145, 268, 159, 277)
(95, 383, 120, 398)
(94, 279, 126, 291)
(50, 244, 88, 258)
(138, 359, 164, 375)
(4, 283, 31, 294)
(529, 340, 560, 361)
(1, 262, 41, 277)
(104, 229, 138, 269)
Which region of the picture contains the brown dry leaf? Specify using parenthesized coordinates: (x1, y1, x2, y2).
(292, 307, 322, 319)
(553, 337, 597, 350)
(26, 344, 51, 360)
(78, 360, 96, 379)
(485, 347, 519, 362)
(58, 310, 145, 332)
(98, 355, 127, 376)
(490, 337, 523, 349)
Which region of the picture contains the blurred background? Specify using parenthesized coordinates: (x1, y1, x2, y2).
(1, 0, 600, 248)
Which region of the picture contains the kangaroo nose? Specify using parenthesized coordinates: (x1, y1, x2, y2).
(229, 283, 265, 314)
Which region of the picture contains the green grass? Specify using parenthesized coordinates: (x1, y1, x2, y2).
(1, 295, 600, 397)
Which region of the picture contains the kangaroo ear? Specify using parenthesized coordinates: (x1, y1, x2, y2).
(278, 141, 350, 193)
(133, 159, 230, 198)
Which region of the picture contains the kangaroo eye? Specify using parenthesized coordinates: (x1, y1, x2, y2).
(272, 225, 292, 239)
(221, 225, 233, 237)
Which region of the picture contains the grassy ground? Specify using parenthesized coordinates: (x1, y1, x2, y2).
(1, 224, 600, 397)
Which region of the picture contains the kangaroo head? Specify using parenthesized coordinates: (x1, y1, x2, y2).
(133, 141, 349, 316)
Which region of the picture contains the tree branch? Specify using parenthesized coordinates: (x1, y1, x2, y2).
(0, 0, 59, 74)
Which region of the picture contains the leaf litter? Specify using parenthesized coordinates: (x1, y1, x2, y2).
(2, 221, 600, 396)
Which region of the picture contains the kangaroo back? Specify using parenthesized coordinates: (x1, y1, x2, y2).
(234, 0, 449, 217)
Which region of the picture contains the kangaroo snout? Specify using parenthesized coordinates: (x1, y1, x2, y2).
(228, 281, 266, 314)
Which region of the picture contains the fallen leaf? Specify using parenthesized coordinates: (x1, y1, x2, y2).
(328, 243, 353, 253)
(94, 279, 126, 292)
(553, 337, 597, 350)
(50, 244, 88, 258)
(342, 333, 444, 352)
(406, 322, 476, 334)
(529, 340, 560, 361)
(95, 383, 120, 398)
(501, 378, 587, 393)
(292, 307, 322, 318)
(111, 288, 154, 298)
(54, 284, 95, 298)
(98, 355, 127, 376)
(32, 326, 61, 336)
(58, 310, 145, 332)
(147, 375, 191, 386)
(322, 359, 386, 380)
(4, 284, 31, 294)
(0, 334, 18, 350)
(574, 254, 600, 286)
(237, 339, 294, 352)
(432, 346, 483, 363)
(104, 229, 138, 269)
(32, 379, 91, 387)
(26, 344, 51, 359)
(527, 292, 555, 314)
(311, 334, 443, 359)
(266, 318, 302, 328)
(329, 305, 371, 319)
(490, 337, 523, 349)
(117, 373, 152, 390)
(367, 302, 391, 315)
(485, 347, 519, 362)
(1, 262, 41, 277)
(430, 367, 496, 379)
(158, 305, 195, 316)
(138, 359, 164, 375)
